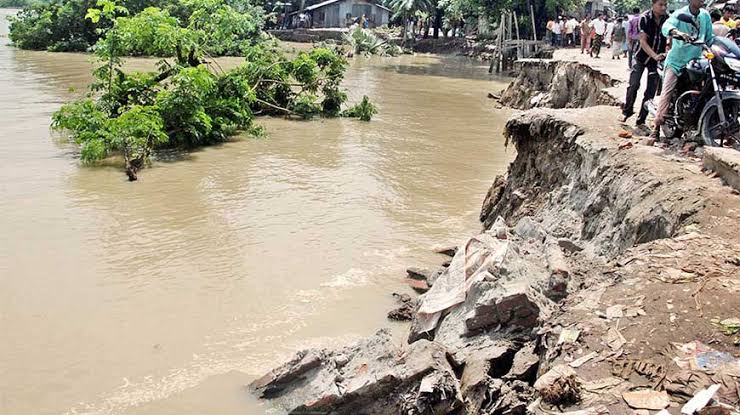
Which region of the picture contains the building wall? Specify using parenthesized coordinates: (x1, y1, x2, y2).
(312, 0, 389, 28)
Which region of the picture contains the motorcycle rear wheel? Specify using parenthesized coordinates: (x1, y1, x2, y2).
(701, 98, 740, 148)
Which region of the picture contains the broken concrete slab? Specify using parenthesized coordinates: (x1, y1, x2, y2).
(459, 347, 513, 414)
(434, 246, 458, 258)
(504, 342, 539, 381)
(703, 147, 740, 192)
(622, 389, 671, 410)
(406, 267, 442, 287)
(250, 329, 462, 414)
(464, 281, 550, 333)
(406, 278, 430, 293)
(387, 293, 417, 321)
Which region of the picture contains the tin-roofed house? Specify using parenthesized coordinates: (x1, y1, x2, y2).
(293, 0, 391, 28)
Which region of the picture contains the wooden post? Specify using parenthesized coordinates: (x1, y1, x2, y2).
(499, 12, 505, 72)
(530, 4, 537, 41)
(513, 11, 521, 59)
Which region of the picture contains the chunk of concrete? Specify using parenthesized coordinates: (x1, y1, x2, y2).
(434, 246, 458, 257)
(703, 147, 740, 192)
(406, 267, 442, 287)
(464, 281, 552, 334)
(250, 329, 462, 414)
(514, 216, 546, 243)
(504, 342, 539, 381)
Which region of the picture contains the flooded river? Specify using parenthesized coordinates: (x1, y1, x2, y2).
(0, 8, 512, 415)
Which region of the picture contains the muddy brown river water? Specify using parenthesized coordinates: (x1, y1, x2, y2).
(0, 9, 512, 414)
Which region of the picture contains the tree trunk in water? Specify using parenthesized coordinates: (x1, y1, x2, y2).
(433, 8, 442, 39)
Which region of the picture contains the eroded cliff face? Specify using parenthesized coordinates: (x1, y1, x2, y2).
(499, 60, 620, 110)
(481, 111, 705, 258)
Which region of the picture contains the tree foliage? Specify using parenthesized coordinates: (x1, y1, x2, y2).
(7, 0, 268, 54)
(343, 27, 403, 56)
(52, 38, 374, 180)
(612, 0, 649, 13)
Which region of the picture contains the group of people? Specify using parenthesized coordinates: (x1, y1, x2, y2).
(620, 0, 729, 142)
(550, 0, 734, 142)
(546, 14, 630, 60)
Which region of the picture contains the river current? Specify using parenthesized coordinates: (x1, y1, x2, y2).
(0, 9, 513, 414)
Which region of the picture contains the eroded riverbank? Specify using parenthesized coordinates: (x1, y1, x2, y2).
(251, 55, 740, 414)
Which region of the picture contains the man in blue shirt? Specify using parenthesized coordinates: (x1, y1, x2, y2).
(653, 0, 714, 141)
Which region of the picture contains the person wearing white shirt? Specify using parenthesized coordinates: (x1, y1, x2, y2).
(552, 16, 563, 46)
(605, 18, 615, 47)
(566, 17, 578, 46)
(590, 14, 607, 58)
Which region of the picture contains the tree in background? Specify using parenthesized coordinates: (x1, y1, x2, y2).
(388, 0, 433, 46)
(7, 0, 271, 53)
(612, 0, 650, 14)
(433, 0, 585, 39)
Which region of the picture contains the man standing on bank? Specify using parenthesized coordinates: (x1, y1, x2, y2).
(620, 0, 668, 131)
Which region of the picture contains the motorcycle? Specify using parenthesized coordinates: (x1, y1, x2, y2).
(646, 13, 740, 148)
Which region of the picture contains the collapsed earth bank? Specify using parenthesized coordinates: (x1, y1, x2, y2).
(249, 61, 740, 414)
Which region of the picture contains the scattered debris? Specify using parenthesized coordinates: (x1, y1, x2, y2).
(612, 358, 666, 386)
(712, 318, 740, 335)
(406, 278, 430, 293)
(682, 384, 721, 414)
(534, 364, 580, 405)
(387, 293, 417, 321)
(582, 376, 624, 392)
(673, 341, 740, 373)
(619, 141, 634, 150)
(569, 351, 599, 368)
(606, 304, 624, 320)
(622, 389, 671, 410)
(540, 374, 581, 405)
(654, 267, 699, 283)
(606, 323, 627, 350)
(618, 131, 633, 138)
(558, 328, 581, 345)
(558, 238, 584, 253)
(434, 246, 458, 257)
(505, 343, 539, 380)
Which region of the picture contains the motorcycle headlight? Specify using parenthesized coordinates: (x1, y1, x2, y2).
(725, 57, 740, 71)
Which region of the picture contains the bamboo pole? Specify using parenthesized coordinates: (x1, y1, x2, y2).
(530, 4, 537, 41)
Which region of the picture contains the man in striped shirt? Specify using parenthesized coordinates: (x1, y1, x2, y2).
(620, 0, 668, 131)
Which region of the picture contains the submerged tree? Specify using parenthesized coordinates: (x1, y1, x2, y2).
(51, 3, 375, 181)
